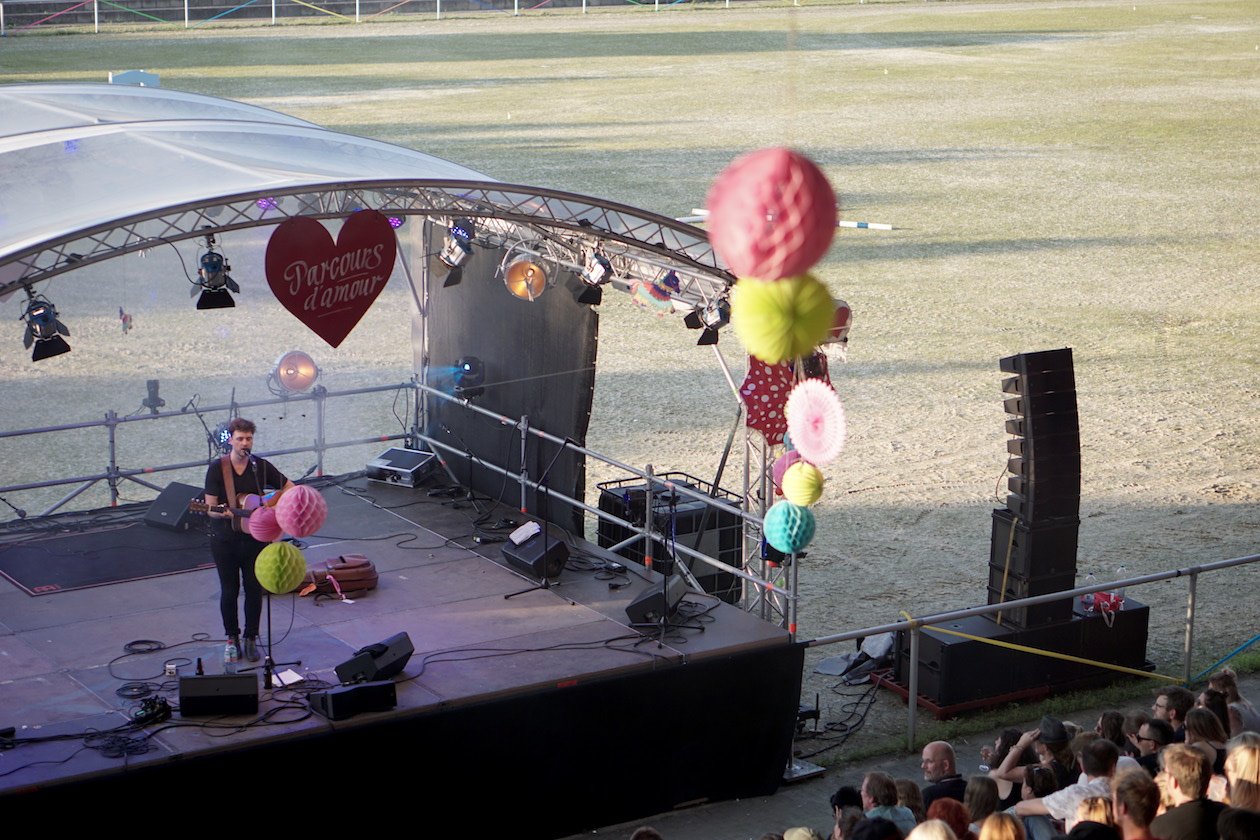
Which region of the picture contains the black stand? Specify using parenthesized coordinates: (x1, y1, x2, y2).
(505, 438, 573, 603)
(244, 593, 300, 689)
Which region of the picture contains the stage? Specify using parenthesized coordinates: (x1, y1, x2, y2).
(0, 473, 802, 833)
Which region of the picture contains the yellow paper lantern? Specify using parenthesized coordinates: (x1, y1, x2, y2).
(781, 461, 824, 506)
(255, 541, 307, 594)
(730, 273, 834, 364)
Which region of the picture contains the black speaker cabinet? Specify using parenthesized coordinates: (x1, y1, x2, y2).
(309, 680, 397, 721)
(999, 347, 1074, 376)
(178, 673, 258, 716)
(597, 473, 741, 604)
(990, 509, 1079, 579)
(334, 631, 414, 685)
(145, 481, 203, 531)
(625, 576, 688, 625)
(501, 533, 569, 580)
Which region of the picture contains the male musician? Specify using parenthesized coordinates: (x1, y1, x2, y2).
(203, 418, 293, 662)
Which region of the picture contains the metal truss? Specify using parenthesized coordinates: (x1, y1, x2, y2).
(742, 430, 794, 631)
(0, 180, 735, 311)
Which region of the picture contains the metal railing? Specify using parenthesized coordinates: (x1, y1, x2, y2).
(805, 553, 1260, 749)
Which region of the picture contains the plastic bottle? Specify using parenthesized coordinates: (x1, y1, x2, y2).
(1114, 566, 1127, 605)
(224, 640, 239, 674)
(1081, 573, 1096, 613)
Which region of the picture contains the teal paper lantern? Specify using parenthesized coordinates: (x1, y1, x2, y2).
(255, 541, 306, 594)
(763, 501, 815, 554)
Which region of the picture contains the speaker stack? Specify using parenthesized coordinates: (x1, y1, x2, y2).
(895, 348, 1150, 708)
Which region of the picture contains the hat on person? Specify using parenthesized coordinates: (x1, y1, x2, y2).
(1040, 714, 1070, 744)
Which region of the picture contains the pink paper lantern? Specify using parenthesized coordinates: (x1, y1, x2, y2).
(705, 147, 838, 281)
(274, 484, 327, 538)
(771, 450, 802, 495)
(785, 379, 847, 466)
(247, 505, 284, 543)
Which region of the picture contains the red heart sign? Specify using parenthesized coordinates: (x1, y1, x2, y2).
(265, 211, 397, 348)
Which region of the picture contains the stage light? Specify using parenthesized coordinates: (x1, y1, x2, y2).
(504, 256, 547, 301)
(211, 421, 233, 455)
(454, 356, 485, 399)
(577, 249, 612, 306)
(20, 290, 71, 361)
(683, 297, 730, 346)
(268, 350, 320, 395)
(439, 218, 475, 269)
(190, 232, 240, 309)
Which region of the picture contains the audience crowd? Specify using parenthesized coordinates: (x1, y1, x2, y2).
(627, 668, 1260, 840)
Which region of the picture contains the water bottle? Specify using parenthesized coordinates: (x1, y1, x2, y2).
(224, 640, 239, 674)
(1081, 573, 1096, 613)
(1114, 566, 1127, 606)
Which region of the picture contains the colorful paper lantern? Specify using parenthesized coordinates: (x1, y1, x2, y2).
(247, 505, 283, 543)
(255, 541, 307, 594)
(274, 484, 327, 538)
(785, 378, 847, 466)
(705, 147, 838, 281)
(772, 450, 802, 494)
(781, 461, 825, 506)
(730, 273, 835, 364)
(763, 501, 816, 554)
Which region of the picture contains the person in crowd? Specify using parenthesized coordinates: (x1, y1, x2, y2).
(1207, 668, 1260, 738)
(976, 813, 1024, 840)
(988, 728, 1038, 809)
(834, 785, 865, 820)
(1111, 767, 1162, 840)
(905, 821, 958, 840)
(1149, 744, 1226, 840)
(1097, 712, 1128, 753)
(1015, 740, 1120, 833)
(863, 771, 918, 836)
(1221, 737, 1260, 811)
(1215, 807, 1260, 840)
(1196, 689, 1232, 739)
(629, 829, 663, 840)
(964, 776, 999, 834)
(1018, 765, 1060, 840)
(922, 741, 968, 809)
(1063, 823, 1120, 840)
(1132, 718, 1175, 775)
(834, 806, 868, 840)
(762, 835, 786, 840)
(927, 797, 975, 840)
(848, 817, 904, 840)
(1121, 711, 1150, 759)
(1154, 686, 1196, 743)
(785, 828, 824, 840)
(897, 778, 927, 824)
(1184, 708, 1230, 775)
(1076, 796, 1115, 827)
(1035, 716, 1081, 789)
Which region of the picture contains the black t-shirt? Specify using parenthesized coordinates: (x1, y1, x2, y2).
(204, 456, 288, 537)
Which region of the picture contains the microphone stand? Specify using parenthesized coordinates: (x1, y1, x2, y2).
(242, 593, 301, 689)
(440, 422, 490, 516)
(505, 437, 573, 601)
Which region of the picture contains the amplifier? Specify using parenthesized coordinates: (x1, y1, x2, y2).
(310, 680, 397, 721)
(179, 673, 258, 716)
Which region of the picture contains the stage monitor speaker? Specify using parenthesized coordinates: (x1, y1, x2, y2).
(178, 673, 258, 716)
(334, 631, 414, 685)
(625, 575, 688, 625)
(309, 680, 397, 720)
(145, 481, 203, 531)
(501, 533, 569, 580)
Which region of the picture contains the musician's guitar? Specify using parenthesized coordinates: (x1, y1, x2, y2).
(189, 489, 285, 519)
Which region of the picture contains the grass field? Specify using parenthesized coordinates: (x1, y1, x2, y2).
(2, 0, 1258, 754)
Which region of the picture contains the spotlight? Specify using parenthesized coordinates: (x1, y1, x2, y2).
(211, 421, 233, 455)
(189, 232, 239, 309)
(504, 255, 547, 301)
(454, 356, 484, 399)
(268, 350, 320, 395)
(577, 249, 612, 306)
(683, 297, 730, 346)
(20, 290, 71, 361)
(439, 218, 475, 269)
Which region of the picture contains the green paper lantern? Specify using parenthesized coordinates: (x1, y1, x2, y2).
(730, 273, 834, 365)
(764, 500, 816, 554)
(255, 541, 306, 594)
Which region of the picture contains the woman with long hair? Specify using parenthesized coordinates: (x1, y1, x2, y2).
(1208, 667, 1260, 737)
(1185, 707, 1230, 774)
(1223, 738, 1260, 811)
(987, 728, 1038, 808)
(977, 813, 1025, 840)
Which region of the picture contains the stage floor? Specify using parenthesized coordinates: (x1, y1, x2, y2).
(0, 475, 797, 825)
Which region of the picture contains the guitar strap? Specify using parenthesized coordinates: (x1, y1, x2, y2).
(220, 455, 243, 533)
